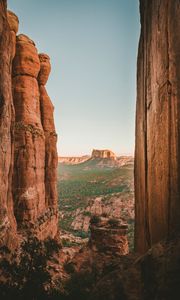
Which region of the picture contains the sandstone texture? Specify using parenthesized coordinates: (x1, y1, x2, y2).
(70, 194, 134, 233)
(92, 149, 116, 159)
(12, 35, 58, 238)
(38, 53, 51, 85)
(38, 57, 58, 209)
(0, 0, 17, 249)
(7, 10, 19, 33)
(58, 155, 90, 165)
(135, 0, 180, 253)
(89, 217, 129, 256)
(0, 2, 58, 247)
(13, 34, 40, 77)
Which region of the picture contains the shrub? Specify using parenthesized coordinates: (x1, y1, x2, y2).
(101, 212, 108, 218)
(90, 215, 101, 225)
(0, 237, 62, 300)
(108, 218, 119, 227)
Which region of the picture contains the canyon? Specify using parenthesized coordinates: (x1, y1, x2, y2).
(58, 155, 134, 250)
(0, 0, 180, 299)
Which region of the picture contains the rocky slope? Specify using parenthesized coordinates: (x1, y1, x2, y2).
(58, 156, 134, 248)
(58, 155, 90, 165)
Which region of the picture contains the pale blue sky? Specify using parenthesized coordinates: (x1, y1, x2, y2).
(8, 0, 140, 156)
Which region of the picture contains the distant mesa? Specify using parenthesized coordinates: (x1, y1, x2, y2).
(58, 149, 117, 165)
(58, 155, 90, 165)
(91, 149, 116, 160)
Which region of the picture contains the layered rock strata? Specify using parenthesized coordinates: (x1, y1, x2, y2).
(0, 2, 58, 247)
(135, 0, 180, 253)
(92, 149, 116, 159)
(38, 53, 58, 209)
(89, 217, 129, 256)
(12, 35, 58, 239)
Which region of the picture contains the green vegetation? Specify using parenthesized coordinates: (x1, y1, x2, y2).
(58, 158, 134, 246)
(90, 215, 101, 225)
(0, 237, 62, 300)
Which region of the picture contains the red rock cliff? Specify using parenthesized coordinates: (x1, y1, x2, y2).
(135, 0, 180, 253)
(0, 1, 58, 248)
(0, 0, 17, 248)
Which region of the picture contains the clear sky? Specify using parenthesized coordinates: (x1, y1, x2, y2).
(8, 0, 140, 156)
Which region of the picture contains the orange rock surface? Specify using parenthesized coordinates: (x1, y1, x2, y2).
(13, 34, 40, 78)
(38, 58, 58, 209)
(38, 53, 51, 85)
(135, 0, 180, 253)
(0, 1, 17, 248)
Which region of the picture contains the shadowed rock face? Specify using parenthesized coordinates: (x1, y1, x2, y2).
(89, 217, 129, 256)
(135, 0, 180, 253)
(0, 0, 17, 249)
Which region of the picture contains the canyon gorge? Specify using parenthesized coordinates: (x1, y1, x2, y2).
(0, 0, 180, 299)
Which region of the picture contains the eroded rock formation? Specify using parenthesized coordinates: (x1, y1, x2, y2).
(89, 217, 129, 256)
(12, 37, 58, 238)
(92, 149, 116, 159)
(38, 53, 58, 210)
(0, 1, 58, 248)
(135, 0, 180, 253)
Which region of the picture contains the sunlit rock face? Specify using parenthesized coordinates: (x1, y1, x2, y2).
(0, 1, 58, 252)
(7, 10, 19, 33)
(7, 10, 19, 59)
(38, 53, 51, 85)
(38, 54, 58, 211)
(92, 149, 116, 159)
(12, 33, 58, 239)
(12, 34, 46, 229)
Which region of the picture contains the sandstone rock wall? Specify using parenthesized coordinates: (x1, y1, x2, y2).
(0, 0, 18, 248)
(135, 0, 180, 253)
(38, 54, 58, 209)
(12, 34, 45, 226)
(0, 2, 58, 248)
(12, 37, 58, 239)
